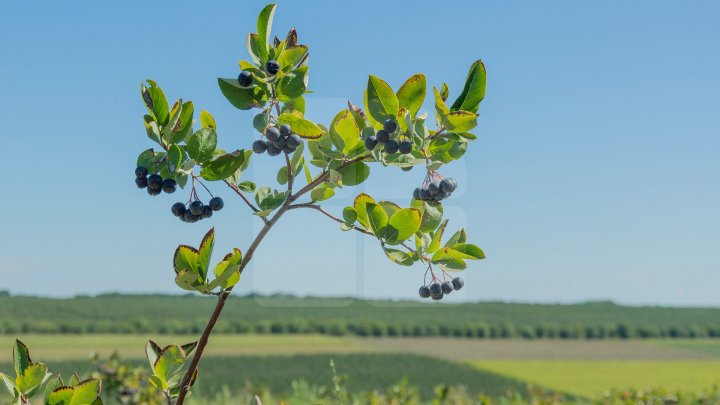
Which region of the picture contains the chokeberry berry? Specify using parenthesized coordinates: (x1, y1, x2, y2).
(147, 186, 161, 196)
(273, 136, 287, 149)
(171, 202, 186, 217)
(419, 286, 431, 299)
(267, 143, 282, 156)
(266, 60, 280, 74)
(437, 191, 451, 200)
(440, 178, 456, 193)
(441, 281, 454, 294)
(364, 136, 378, 150)
(413, 187, 422, 200)
(253, 140, 268, 154)
(401, 166, 413, 171)
(283, 145, 296, 154)
(183, 210, 194, 223)
(208, 196, 224, 211)
(135, 177, 148, 189)
(384, 140, 399, 154)
(418, 188, 431, 201)
(279, 124, 292, 137)
(189, 200, 204, 215)
(428, 182, 440, 196)
(452, 277, 464, 291)
(286, 134, 302, 148)
(162, 179, 177, 194)
(147, 174, 163, 190)
(376, 130, 390, 143)
(383, 119, 398, 133)
(135, 166, 149, 178)
(202, 205, 213, 219)
(429, 283, 443, 300)
(398, 141, 412, 154)
(238, 70, 253, 87)
(266, 127, 281, 142)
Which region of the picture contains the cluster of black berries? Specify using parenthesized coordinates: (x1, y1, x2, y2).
(171, 197, 224, 223)
(237, 60, 281, 88)
(135, 166, 176, 196)
(413, 177, 457, 203)
(365, 119, 413, 155)
(253, 124, 302, 156)
(419, 277, 464, 300)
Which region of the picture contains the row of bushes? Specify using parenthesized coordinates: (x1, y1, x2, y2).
(2, 319, 720, 339)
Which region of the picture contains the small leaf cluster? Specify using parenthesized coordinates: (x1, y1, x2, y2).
(145, 340, 198, 401)
(0, 340, 103, 405)
(173, 228, 242, 294)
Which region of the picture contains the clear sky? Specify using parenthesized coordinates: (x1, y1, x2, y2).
(0, 0, 718, 306)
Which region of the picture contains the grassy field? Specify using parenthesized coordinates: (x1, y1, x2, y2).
(471, 360, 720, 398)
(2, 294, 720, 339)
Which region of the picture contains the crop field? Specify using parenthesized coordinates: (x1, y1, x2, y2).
(2, 334, 720, 400)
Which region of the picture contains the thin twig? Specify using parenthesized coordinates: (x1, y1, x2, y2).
(288, 203, 374, 236)
(224, 180, 270, 225)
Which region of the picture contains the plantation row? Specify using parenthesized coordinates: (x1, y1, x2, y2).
(2, 294, 720, 339)
(2, 318, 720, 339)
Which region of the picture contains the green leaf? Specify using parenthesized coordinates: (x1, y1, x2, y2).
(451, 243, 486, 260)
(13, 340, 31, 376)
(366, 203, 388, 237)
(145, 341, 162, 369)
(255, 187, 288, 211)
(68, 378, 101, 405)
(173, 101, 195, 143)
(256, 4, 277, 60)
(428, 219, 449, 253)
(207, 263, 241, 291)
(175, 270, 201, 292)
(277, 66, 308, 99)
(444, 228, 467, 247)
(200, 110, 216, 130)
(197, 228, 215, 281)
(153, 346, 185, 384)
(411, 199, 444, 232)
(353, 193, 375, 228)
(238, 181, 256, 193)
(377, 201, 401, 218)
(253, 112, 270, 133)
(310, 187, 335, 201)
(337, 161, 370, 186)
(187, 128, 217, 164)
(450, 60, 486, 113)
(218, 78, 266, 110)
(201, 150, 247, 181)
(443, 111, 478, 132)
(47, 387, 74, 405)
(439, 82, 449, 101)
(432, 244, 484, 263)
(366, 75, 399, 124)
(385, 208, 422, 244)
(44, 375, 63, 403)
(0, 372, 16, 397)
(277, 113, 324, 139)
(396, 74, 426, 117)
(342, 207, 357, 224)
(161, 99, 183, 144)
(173, 245, 199, 275)
(329, 110, 360, 154)
(246, 33, 262, 64)
(141, 80, 169, 125)
(15, 362, 47, 394)
(181, 341, 198, 357)
(167, 144, 183, 173)
(382, 247, 417, 266)
(277, 45, 308, 69)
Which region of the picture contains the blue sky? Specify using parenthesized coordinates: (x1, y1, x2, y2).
(0, 1, 718, 305)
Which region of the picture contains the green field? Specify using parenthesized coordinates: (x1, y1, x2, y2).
(471, 360, 720, 398)
(2, 294, 720, 339)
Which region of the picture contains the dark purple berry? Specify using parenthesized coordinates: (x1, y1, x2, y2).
(419, 286, 431, 299)
(429, 283, 443, 300)
(266, 60, 280, 74)
(413, 187, 421, 200)
(365, 136, 378, 150)
(383, 119, 398, 133)
(238, 70, 253, 87)
(202, 205, 213, 219)
(279, 124, 292, 137)
(189, 200, 204, 216)
(273, 136, 287, 149)
(376, 130, 389, 143)
(147, 186, 161, 196)
(398, 141, 412, 154)
(440, 178, 456, 193)
(266, 127, 281, 141)
(442, 281, 454, 294)
(286, 134, 301, 148)
(209, 197, 224, 211)
(162, 179, 177, 194)
(384, 140, 399, 154)
(135, 166, 149, 178)
(147, 174, 163, 190)
(171, 202, 186, 217)
(428, 182, 440, 196)
(267, 143, 282, 156)
(283, 145, 296, 154)
(253, 140, 268, 154)
(418, 188, 431, 201)
(135, 177, 148, 189)
(452, 277, 464, 291)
